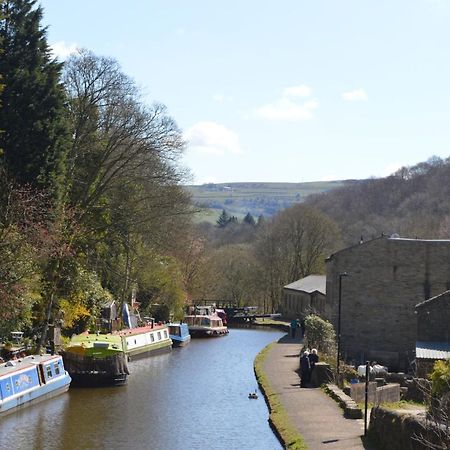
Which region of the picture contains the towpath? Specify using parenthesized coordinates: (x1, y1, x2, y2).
(263, 333, 378, 449)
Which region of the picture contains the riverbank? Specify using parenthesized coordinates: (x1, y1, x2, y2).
(255, 333, 377, 449)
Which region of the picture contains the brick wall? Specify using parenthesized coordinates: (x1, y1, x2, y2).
(326, 236, 450, 369)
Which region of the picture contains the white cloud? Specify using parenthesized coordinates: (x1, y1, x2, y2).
(50, 41, 78, 60)
(255, 84, 318, 122)
(341, 88, 368, 102)
(185, 122, 242, 155)
(255, 97, 318, 122)
(282, 85, 312, 98)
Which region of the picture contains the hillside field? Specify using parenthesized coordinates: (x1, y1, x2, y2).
(186, 181, 350, 223)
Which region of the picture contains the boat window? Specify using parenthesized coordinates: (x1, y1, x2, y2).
(157, 331, 161, 340)
(54, 362, 60, 375)
(46, 365, 53, 378)
(164, 330, 168, 339)
(150, 334, 155, 342)
(201, 318, 210, 326)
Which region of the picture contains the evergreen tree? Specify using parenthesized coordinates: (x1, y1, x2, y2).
(217, 209, 230, 228)
(243, 212, 256, 226)
(257, 214, 266, 227)
(0, 0, 69, 200)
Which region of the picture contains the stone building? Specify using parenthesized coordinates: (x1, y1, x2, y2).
(326, 235, 450, 370)
(415, 291, 450, 377)
(281, 275, 326, 320)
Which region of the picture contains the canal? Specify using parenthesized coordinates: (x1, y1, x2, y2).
(0, 328, 284, 450)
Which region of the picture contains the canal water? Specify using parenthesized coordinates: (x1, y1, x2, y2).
(0, 328, 284, 450)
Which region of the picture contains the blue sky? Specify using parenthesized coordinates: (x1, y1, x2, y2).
(40, 0, 450, 184)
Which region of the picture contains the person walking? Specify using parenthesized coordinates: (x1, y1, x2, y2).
(290, 318, 298, 338)
(300, 350, 311, 387)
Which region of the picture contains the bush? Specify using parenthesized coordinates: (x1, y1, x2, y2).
(429, 359, 450, 397)
(304, 314, 336, 355)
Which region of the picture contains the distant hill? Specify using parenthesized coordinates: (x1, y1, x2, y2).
(186, 181, 352, 222)
(305, 156, 450, 246)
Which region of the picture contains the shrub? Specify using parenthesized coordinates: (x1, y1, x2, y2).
(304, 314, 336, 355)
(429, 359, 450, 398)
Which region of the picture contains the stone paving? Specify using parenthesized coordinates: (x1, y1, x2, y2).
(262, 333, 378, 449)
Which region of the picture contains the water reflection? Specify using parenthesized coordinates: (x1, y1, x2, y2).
(0, 329, 284, 450)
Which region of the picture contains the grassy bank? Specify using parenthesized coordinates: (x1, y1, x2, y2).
(254, 344, 309, 450)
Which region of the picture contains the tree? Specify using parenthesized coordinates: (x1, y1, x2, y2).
(243, 212, 256, 226)
(60, 50, 193, 321)
(0, 0, 69, 199)
(255, 204, 340, 311)
(217, 209, 230, 228)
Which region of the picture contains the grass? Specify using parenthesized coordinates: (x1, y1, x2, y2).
(254, 344, 309, 450)
(254, 317, 289, 327)
(185, 181, 350, 219)
(375, 400, 426, 410)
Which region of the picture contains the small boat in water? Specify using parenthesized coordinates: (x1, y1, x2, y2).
(184, 307, 228, 338)
(167, 322, 191, 347)
(0, 354, 71, 416)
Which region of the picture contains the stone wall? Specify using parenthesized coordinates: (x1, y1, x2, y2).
(281, 289, 327, 320)
(369, 406, 450, 450)
(326, 236, 450, 370)
(349, 382, 400, 404)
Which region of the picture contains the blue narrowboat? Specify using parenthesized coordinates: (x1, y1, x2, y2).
(0, 354, 71, 416)
(167, 323, 191, 347)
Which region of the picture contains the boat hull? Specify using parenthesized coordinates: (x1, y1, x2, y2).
(189, 327, 228, 338)
(0, 377, 71, 417)
(62, 350, 129, 387)
(126, 341, 172, 360)
(68, 372, 127, 387)
(170, 336, 191, 347)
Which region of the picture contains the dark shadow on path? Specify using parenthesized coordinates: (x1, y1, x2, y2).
(277, 334, 304, 344)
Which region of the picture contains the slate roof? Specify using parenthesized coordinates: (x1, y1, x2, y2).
(415, 290, 450, 309)
(283, 275, 326, 295)
(415, 341, 450, 360)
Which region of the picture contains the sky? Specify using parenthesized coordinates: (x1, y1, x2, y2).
(39, 0, 450, 184)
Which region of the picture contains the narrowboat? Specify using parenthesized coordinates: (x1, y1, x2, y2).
(184, 314, 228, 337)
(62, 322, 172, 385)
(62, 333, 129, 386)
(119, 322, 172, 359)
(0, 354, 71, 416)
(167, 322, 191, 347)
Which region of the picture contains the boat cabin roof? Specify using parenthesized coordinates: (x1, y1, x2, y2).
(116, 323, 167, 337)
(0, 354, 61, 376)
(70, 333, 122, 346)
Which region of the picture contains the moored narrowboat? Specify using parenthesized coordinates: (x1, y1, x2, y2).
(167, 323, 191, 347)
(0, 354, 71, 416)
(62, 333, 129, 386)
(184, 314, 228, 337)
(119, 322, 172, 359)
